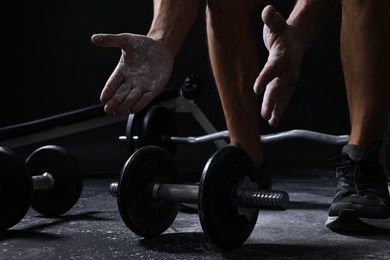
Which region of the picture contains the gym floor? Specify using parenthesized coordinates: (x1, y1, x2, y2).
(2, 167, 390, 259)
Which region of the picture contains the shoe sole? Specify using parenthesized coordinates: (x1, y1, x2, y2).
(326, 209, 390, 232)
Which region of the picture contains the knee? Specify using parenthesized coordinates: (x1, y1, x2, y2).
(206, 0, 263, 24)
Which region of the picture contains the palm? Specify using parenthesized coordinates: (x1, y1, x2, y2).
(92, 33, 174, 115)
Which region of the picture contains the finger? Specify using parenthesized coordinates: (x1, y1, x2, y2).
(116, 77, 153, 114)
(100, 64, 124, 104)
(103, 82, 133, 114)
(268, 114, 280, 128)
(261, 72, 292, 122)
(254, 65, 277, 95)
(261, 77, 282, 121)
(268, 93, 292, 128)
(254, 53, 284, 95)
(261, 5, 287, 33)
(91, 33, 131, 48)
(114, 87, 144, 116)
(127, 91, 154, 114)
(118, 77, 158, 114)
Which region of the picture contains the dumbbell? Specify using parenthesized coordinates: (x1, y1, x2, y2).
(0, 145, 83, 230)
(109, 145, 289, 249)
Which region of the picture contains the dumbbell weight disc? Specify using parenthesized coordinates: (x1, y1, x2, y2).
(117, 146, 181, 237)
(125, 112, 144, 155)
(0, 147, 32, 230)
(25, 145, 83, 217)
(199, 145, 259, 250)
(140, 105, 177, 156)
(126, 105, 177, 156)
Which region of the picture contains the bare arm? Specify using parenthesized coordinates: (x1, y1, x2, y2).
(148, 0, 199, 58)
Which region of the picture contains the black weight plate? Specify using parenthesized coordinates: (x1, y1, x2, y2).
(139, 105, 177, 156)
(117, 146, 181, 237)
(26, 145, 83, 217)
(125, 112, 145, 155)
(0, 147, 31, 230)
(199, 145, 259, 250)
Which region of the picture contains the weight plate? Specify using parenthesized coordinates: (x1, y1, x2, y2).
(139, 105, 177, 156)
(26, 145, 83, 217)
(117, 146, 181, 238)
(0, 147, 31, 230)
(125, 112, 144, 155)
(199, 145, 259, 250)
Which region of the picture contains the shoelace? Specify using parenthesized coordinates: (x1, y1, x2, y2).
(328, 140, 387, 197)
(328, 154, 360, 194)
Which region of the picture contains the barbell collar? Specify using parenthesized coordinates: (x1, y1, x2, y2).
(109, 182, 119, 197)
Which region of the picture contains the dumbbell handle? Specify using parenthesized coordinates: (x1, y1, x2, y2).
(110, 182, 289, 210)
(32, 173, 55, 190)
(119, 129, 349, 145)
(109, 182, 197, 202)
(154, 184, 198, 204)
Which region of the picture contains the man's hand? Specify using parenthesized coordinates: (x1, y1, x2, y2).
(91, 33, 174, 115)
(254, 5, 304, 128)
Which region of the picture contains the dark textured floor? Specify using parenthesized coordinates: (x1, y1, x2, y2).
(2, 169, 390, 260)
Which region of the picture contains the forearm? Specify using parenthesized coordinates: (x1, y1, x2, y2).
(287, 0, 340, 50)
(147, 0, 200, 58)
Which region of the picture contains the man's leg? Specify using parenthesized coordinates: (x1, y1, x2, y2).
(326, 0, 390, 232)
(341, 0, 390, 147)
(206, 0, 268, 185)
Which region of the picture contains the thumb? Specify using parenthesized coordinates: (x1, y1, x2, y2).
(261, 5, 287, 33)
(91, 33, 131, 48)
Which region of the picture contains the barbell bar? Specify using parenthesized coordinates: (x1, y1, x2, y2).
(119, 129, 349, 145)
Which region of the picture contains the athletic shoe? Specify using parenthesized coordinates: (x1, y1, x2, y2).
(326, 142, 390, 232)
